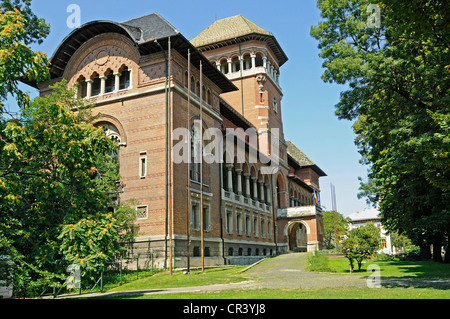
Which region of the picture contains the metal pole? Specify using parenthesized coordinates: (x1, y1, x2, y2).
(200, 61, 204, 272)
(168, 37, 174, 276)
(187, 49, 191, 274)
(154, 39, 169, 271)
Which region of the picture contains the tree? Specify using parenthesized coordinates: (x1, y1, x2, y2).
(0, 82, 137, 297)
(341, 222, 381, 272)
(0, 0, 50, 113)
(322, 211, 350, 249)
(311, 0, 449, 262)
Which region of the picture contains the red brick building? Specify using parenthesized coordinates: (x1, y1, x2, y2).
(34, 13, 326, 268)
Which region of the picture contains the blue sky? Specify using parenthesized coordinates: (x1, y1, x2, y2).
(6, 0, 372, 216)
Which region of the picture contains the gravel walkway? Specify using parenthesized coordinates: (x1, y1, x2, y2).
(243, 252, 450, 290)
(243, 252, 368, 289)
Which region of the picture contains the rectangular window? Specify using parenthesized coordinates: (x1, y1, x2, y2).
(139, 152, 147, 179)
(261, 219, 266, 238)
(203, 205, 210, 231)
(136, 206, 148, 220)
(191, 203, 200, 230)
(226, 210, 233, 234)
(236, 212, 242, 235)
(253, 216, 259, 237)
(245, 215, 251, 237)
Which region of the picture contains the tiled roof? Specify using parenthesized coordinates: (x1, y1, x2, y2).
(191, 15, 272, 47)
(121, 13, 179, 43)
(286, 140, 315, 166)
(286, 140, 327, 177)
(349, 208, 381, 222)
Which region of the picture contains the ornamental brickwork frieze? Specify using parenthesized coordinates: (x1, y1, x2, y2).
(65, 33, 140, 86)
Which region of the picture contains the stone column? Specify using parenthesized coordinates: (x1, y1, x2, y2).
(227, 59, 232, 75)
(244, 173, 250, 197)
(226, 164, 233, 193)
(252, 177, 258, 200)
(86, 79, 93, 98)
(99, 75, 107, 95)
(114, 72, 121, 92)
(235, 169, 243, 195)
(251, 54, 256, 69)
(259, 180, 265, 203)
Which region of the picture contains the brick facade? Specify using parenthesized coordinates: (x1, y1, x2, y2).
(36, 13, 326, 269)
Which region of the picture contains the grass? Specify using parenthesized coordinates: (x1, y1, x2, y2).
(91, 256, 450, 299)
(119, 287, 449, 299)
(325, 257, 450, 279)
(106, 265, 248, 293)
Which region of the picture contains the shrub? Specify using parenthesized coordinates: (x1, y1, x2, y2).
(305, 252, 335, 272)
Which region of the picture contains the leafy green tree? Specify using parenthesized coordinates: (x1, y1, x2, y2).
(311, 0, 449, 262)
(341, 222, 381, 272)
(1, 82, 137, 297)
(0, 0, 50, 112)
(323, 211, 350, 249)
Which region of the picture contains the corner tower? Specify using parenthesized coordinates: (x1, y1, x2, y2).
(191, 15, 288, 156)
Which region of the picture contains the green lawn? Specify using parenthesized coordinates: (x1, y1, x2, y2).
(95, 257, 450, 299)
(120, 287, 449, 299)
(106, 265, 248, 293)
(326, 257, 450, 279)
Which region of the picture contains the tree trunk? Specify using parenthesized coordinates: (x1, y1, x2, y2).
(444, 247, 450, 264)
(419, 241, 431, 260)
(432, 238, 443, 263)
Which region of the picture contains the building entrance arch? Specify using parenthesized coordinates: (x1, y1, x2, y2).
(286, 220, 309, 252)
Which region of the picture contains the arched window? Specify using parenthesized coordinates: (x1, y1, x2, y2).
(190, 76, 195, 93)
(104, 70, 115, 93)
(243, 54, 252, 70)
(119, 67, 130, 90)
(202, 85, 206, 101)
(77, 76, 87, 98)
(207, 90, 212, 105)
(220, 60, 229, 74)
(255, 53, 264, 67)
(97, 122, 121, 164)
(91, 73, 101, 97)
(231, 56, 240, 73)
(184, 71, 189, 88)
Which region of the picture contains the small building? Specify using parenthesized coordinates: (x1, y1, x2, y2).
(348, 208, 393, 254)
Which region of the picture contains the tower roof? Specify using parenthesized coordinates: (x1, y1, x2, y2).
(191, 15, 288, 66)
(191, 15, 272, 46)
